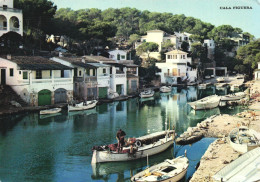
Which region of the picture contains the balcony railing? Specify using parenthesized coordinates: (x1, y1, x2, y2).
(0, 7, 22, 13)
(0, 26, 7, 31)
(127, 71, 137, 75)
(85, 76, 97, 82)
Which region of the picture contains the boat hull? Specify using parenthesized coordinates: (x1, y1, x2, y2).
(220, 92, 246, 101)
(92, 138, 174, 164)
(188, 96, 220, 110)
(68, 101, 97, 111)
(139, 91, 155, 98)
(40, 108, 62, 115)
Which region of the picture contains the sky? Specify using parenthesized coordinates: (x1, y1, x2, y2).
(51, 0, 260, 38)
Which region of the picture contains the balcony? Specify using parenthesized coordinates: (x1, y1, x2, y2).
(0, 7, 22, 13)
(0, 26, 7, 31)
(127, 71, 137, 75)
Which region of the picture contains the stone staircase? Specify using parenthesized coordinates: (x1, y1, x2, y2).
(0, 85, 28, 109)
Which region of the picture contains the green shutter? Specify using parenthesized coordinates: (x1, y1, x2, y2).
(116, 85, 122, 95)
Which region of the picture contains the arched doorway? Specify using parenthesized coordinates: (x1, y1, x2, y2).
(9, 16, 20, 32)
(0, 15, 7, 31)
(54, 88, 67, 104)
(38, 89, 51, 106)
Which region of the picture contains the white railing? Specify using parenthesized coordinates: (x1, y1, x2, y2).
(115, 74, 126, 78)
(31, 78, 72, 84)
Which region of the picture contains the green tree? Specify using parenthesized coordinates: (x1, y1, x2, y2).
(136, 42, 159, 61)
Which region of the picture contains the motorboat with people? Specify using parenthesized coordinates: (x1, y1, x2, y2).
(91, 130, 175, 164)
(131, 155, 189, 182)
(160, 86, 172, 93)
(228, 126, 260, 154)
(220, 92, 246, 101)
(40, 108, 62, 115)
(188, 95, 221, 110)
(68, 100, 98, 111)
(139, 90, 155, 98)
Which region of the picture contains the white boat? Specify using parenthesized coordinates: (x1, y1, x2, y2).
(131, 156, 189, 182)
(213, 147, 260, 182)
(220, 92, 246, 101)
(91, 130, 175, 164)
(139, 90, 155, 98)
(108, 91, 120, 99)
(198, 84, 206, 89)
(160, 86, 172, 93)
(188, 95, 221, 110)
(216, 77, 225, 83)
(40, 108, 62, 115)
(205, 75, 211, 79)
(68, 100, 98, 111)
(228, 126, 260, 154)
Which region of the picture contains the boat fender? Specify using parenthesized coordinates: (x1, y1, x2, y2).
(135, 140, 142, 147)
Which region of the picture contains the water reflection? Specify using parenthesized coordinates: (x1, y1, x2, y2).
(0, 86, 246, 182)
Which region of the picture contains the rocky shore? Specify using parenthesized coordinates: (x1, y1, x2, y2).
(188, 80, 260, 181)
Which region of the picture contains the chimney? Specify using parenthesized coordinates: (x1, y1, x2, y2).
(7, 54, 11, 60)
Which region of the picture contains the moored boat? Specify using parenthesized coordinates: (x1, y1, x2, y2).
(131, 156, 189, 182)
(198, 84, 206, 89)
(220, 92, 246, 101)
(230, 84, 240, 91)
(91, 130, 175, 164)
(139, 90, 155, 98)
(188, 95, 221, 110)
(228, 126, 260, 154)
(160, 86, 172, 93)
(68, 100, 98, 111)
(40, 108, 62, 115)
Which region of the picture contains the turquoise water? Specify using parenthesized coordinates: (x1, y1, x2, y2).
(0, 86, 245, 182)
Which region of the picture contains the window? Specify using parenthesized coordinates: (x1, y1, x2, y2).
(61, 70, 65, 78)
(3, 5, 7, 9)
(121, 55, 126, 59)
(79, 70, 82, 76)
(19, 71, 21, 74)
(183, 55, 186, 59)
(143, 39, 146, 42)
(103, 68, 106, 74)
(23, 71, 28, 79)
(74, 68, 78, 77)
(50, 70, 52, 77)
(36, 70, 42, 79)
(86, 69, 90, 76)
(93, 69, 96, 76)
(167, 55, 170, 59)
(117, 54, 120, 60)
(10, 68, 13, 77)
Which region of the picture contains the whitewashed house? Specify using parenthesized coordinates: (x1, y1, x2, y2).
(174, 32, 193, 51)
(255, 62, 260, 80)
(108, 49, 127, 61)
(84, 56, 127, 96)
(203, 39, 215, 60)
(156, 50, 197, 84)
(0, 0, 23, 37)
(51, 57, 100, 100)
(0, 56, 73, 106)
(135, 30, 178, 60)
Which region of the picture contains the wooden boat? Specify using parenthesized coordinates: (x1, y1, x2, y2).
(216, 77, 225, 83)
(220, 92, 246, 101)
(131, 156, 189, 182)
(68, 100, 98, 111)
(228, 126, 260, 154)
(198, 84, 206, 89)
(213, 147, 260, 182)
(188, 95, 220, 110)
(91, 130, 175, 164)
(139, 90, 155, 98)
(40, 108, 62, 115)
(160, 86, 172, 93)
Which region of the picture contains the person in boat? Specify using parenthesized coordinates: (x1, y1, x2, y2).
(116, 129, 126, 152)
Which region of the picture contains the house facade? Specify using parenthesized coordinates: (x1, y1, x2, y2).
(108, 49, 127, 61)
(135, 30, 178, 60)
(203, 39, 215, 60)
(156, 50, 197, 84)
(174, 32, 193, 51)
(51, 57, 100, 101)
(0, 0, 23, 37)
(0, 56, 73, 106)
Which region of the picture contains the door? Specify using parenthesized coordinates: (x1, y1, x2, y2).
(1, 69, 6, 85)
(54, 88, 67, 104)
(172, 68, 177, 76)
(38, 89, 51, 106)
(98, 87, 107, 99)
(116, 85, 122, 95)
(131, 80, 137, 92)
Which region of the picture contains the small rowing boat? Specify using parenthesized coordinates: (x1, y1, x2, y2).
(220, 92, 246, 101)
(68, 100, 98, 111)
(131, 156, 189, 182)
(139, 90, 155, 98)
(160, 86, 172, 93)
(40, 108, 62, 115)
(188, 95, 220, 110)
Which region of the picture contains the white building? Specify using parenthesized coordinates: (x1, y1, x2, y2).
(108, 49, 127, 61)
(203, 39, 215, 60)
(156, 50, 197, 84)
(0, 0, 23, 37)
(135, 30, 178, 60)
(84, 56, 127, 96)
(255, 62, 260, 80)
(0, 56, 73, 106)
(174, 32, 193, 51)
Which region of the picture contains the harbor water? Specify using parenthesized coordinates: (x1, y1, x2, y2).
(0, 86, 246, 182)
